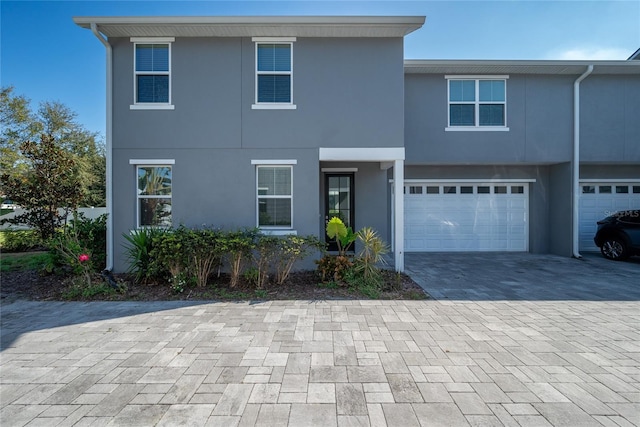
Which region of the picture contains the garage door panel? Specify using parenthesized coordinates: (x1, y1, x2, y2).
(404, 182, 529, 252)
(579, 182, 640, 252)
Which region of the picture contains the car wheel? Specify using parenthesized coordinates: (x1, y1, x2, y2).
(600, 237, 629, 260)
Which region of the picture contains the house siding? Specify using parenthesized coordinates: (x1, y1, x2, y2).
(109, 35, 406, 272)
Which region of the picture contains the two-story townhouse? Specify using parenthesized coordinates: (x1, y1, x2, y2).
(73, 16, 425, 273)
(75, 16, 639, 273)
(404, 60, 640, 257)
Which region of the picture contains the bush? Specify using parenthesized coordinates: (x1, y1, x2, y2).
(67, 213, 107, 271)
(123, 227, 166, 283)
(184, 227, 224, 288)
(0, 229, 43, 252)
(222, 229, 257, 288)
(274, 235, 323, 285)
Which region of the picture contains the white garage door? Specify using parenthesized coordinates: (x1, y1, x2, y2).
(579, 182, 640, 252)
(404, 182, 529, 252)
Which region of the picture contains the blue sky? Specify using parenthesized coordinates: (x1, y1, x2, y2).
(2, 0, 638, 138)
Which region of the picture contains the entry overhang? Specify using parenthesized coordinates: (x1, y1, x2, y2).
(319, 147, 405, 162)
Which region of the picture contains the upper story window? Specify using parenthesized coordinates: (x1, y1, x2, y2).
(446, 76, 508, 131)
(131, 37, 175, 110)
(252, 37, 297, 110)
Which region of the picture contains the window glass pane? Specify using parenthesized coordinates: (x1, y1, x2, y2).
(479, 80, 505, 102)
(511, 186, 524, 194)
(257, 75, 291, 103)
(616, 185, 629, 194)
(257, 44, 291, 72)
(478, 186, 490, 194)
(136, 44, 169, 72)
(582, 185, 595, 194)
(426, 186, 439, 194)
(258, 198, 291, 227)
(450, 104, 475, 126)
(479, 104, 505, 126)
(138, 167, 171, 196)
(409, 186, 423, 194)
(460, 186, 473, 194)
(599, 186, 611, 194)
(494, 186, 507, 194)
(139, 198, 171, 227)
(449, 80, 475, 102)
(137, 75, 169, 103)
(258, 167, 291, 196)
(444, 186, 457, 194)
(633, 186, 640, 193)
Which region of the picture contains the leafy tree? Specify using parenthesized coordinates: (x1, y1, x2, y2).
(0, 86, 105, 206)
(1, 134, 84, 239)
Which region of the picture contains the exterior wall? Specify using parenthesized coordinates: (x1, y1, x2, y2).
(581, 75, 640, 163)
(548, 162, 573, 257)
(404, 74, 574, 164)
(403, 165, 554, 254)
(109, 35, 405, 271)
(580, 165, 640, 180)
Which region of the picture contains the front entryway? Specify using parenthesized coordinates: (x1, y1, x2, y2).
(325, 173, 354, 251)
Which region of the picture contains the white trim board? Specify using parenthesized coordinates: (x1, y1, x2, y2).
(129, 159, 175, 165)
(251, 159, 297, 165)
(395, 178, 536, 183)
(319, 147, 405, 161)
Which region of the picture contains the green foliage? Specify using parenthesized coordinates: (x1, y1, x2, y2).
(1, 134, 84, 240)
(251, 234, 279, 288)
(62, 278, 119, 300)
(122, 227, 165, 283)
(222, 229, 257, 287)
(243, 267, 260, 286)
(1, 87, 106, 207)
(0, 252, 53, 273)
(183, 227, 224, 288)
(149, 225, 190, 281)
(352, 226, 388, 288)
(325, 216, 356, 255)
(273, 234, 323, 285)
(47, 212, 103, 286)
(0, 229, 43, 252)
(254, 289, 268, 299)
(315, 254, 354, 283)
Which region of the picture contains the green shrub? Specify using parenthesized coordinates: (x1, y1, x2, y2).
(122, 227, 166, 283)
(68, 213, 107, 271)
(251, 234, 279, 288)
(149, 225, 190, 282)
(222, 229, 257, 287)
(183, 227, 224, 288)
(0, 229, 43, 252)
(274, 235, 323, 285)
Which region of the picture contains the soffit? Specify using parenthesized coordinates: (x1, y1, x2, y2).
(404, 60, 640, 75)
(73, 16, 425, 38)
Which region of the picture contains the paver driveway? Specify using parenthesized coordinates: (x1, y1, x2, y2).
(1, 253, 639, 426)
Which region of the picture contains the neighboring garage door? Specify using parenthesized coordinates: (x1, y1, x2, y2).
(579, 182, 640, 252)
(404, 182, 529, 252)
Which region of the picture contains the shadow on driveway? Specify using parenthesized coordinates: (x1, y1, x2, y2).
(406, 252, 640, 301)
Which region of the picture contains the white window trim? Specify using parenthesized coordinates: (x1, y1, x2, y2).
(131, 37, 174, 110)
(256, 164, 294, 231)
(446, 76, 508, 130)
(252, 38, 296, 109)
(132, 162, 173, 229)
(251, 159, 297, 165)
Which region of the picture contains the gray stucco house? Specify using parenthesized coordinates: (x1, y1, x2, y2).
(73, 16, 640, 273)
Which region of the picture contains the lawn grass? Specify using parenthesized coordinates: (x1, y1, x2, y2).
(0, 251, 52, 272)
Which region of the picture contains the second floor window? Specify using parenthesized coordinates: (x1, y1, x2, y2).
(447, 78, 507, 129)
(254, 38, 295, 108)
(133, 38, 173, 106)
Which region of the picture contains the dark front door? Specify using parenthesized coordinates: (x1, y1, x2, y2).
(325, 173, 355, 251)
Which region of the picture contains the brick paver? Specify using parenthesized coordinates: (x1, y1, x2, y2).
(1, 295, 639, 426)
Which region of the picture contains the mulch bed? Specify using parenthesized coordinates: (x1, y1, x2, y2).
(0, 269, 429, 302)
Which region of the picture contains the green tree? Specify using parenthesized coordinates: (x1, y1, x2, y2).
(0, 86, 105, 206)
(1, 134, 84, 239)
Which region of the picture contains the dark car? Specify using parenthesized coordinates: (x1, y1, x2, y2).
(594, 210, 640, 260)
